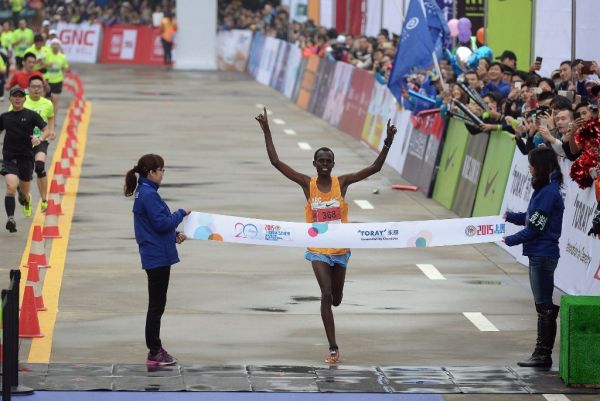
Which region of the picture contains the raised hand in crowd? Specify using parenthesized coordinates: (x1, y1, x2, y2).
(537, 124, 554, 143)
(479, 123, 500, 133)
(529, 59, 542, 73)
(574, 115, 587, 129)
(507, 86, 521, 102)
(468, 102, 483, 117)
(513, 120, 528, 140)
(562, 127, 574, 144)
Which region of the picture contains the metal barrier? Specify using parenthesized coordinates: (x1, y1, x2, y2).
(1, 269, 34, 399)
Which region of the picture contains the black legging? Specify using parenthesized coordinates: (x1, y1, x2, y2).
(161, 39, 173, 65)
(145, 266, 171, 354)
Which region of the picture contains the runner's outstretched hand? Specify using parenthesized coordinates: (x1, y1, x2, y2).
(255, 107, 270, 133)
(385, 119, 397, 144)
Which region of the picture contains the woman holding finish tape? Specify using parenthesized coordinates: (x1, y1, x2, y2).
(256, 107, 396, 364)
(503, 147, 564, 368)
(124, 154, 190, 366)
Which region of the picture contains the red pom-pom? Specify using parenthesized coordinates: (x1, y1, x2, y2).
(570, 150, 599, 189)
(575, 119, 600, 151)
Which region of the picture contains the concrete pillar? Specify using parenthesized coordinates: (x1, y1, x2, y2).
(175, 0, 217, 70)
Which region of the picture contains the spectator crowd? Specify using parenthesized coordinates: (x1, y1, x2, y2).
(219, 1, 600, 191)
(1, 0, 175, 26)
(219, 1, 399, 84)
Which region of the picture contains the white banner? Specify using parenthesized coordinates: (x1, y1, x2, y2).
(385, 109, 413, 175)
(256, 36, 281, 86)
(217, 30, 253, 72)
(498, 152, 600, 295)
(283, 44, 302, 99)
(184, 212, 506, 248)
(57, 22, 102, 63)
(556, 161, 600, 295)
(498, 151, 532, 266)
(323, 62, 353, 126)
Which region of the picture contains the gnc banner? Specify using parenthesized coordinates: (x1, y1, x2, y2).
(100, 24, 169, 65)
(56, 22, 102, 63)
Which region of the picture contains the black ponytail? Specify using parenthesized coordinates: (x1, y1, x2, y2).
(124, 154, 164, 197)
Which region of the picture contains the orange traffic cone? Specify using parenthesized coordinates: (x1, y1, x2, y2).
(25, 263, 46, 311)
(45, 193, 63, 216)
(66, 137, 79, 157)
(49, 171, 65, 195)
(25, 225, 49, 268)
(19, 286, 44, 338)
(69, 107, 81, 123)
(59, 157, 71, 178)
(61, 147, 75, 167)
(42, 212, 61, 239)
(67, 122, 78, 136)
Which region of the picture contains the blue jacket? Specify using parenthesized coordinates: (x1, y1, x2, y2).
(133, 177, 187, 269)
(504, 172, 564, 258)
(481, 79, 511, 99)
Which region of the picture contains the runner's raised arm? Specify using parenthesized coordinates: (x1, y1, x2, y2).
(338, 119, 396, 194)
(256, 106, 310, 196)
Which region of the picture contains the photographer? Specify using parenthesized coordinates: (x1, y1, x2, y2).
(557, 61, 575, 92)
(568, 101, 596, 155)
(331, 35, 349, 62)
(504, 73, 529, 118)
(539, 107, 580, 160)
(514, 102, 554, 155)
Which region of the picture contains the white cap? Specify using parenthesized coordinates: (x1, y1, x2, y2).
(48, 29, 57, 36)
(336, 34, 346, 43)
(42, 20, 50, 27)
(50, 38, 61, 46)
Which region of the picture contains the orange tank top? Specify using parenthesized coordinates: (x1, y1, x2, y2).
(161, 18, 177, 42)
(305, 176, 349, 255)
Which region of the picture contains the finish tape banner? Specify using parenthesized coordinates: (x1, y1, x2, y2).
(183, 212, 506, 248)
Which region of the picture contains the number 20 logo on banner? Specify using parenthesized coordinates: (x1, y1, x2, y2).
(235, 222, 260, 239)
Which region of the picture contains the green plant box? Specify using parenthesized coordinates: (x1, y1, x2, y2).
(559, 296, 600, 386)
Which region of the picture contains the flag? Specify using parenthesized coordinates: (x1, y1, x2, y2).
(423, 0, 450, 59)
(388, 0, 436, 103)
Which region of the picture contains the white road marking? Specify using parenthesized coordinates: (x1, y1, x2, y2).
(255, 103, 265, 108)
(273, 118, 286, 125)
(463, 312, 499, 332)
(416, 264, 446, 280)
(298, 142, 312, 150)
(354, 200, 374, 210)
(284, 129, 296, 135)
(543, 395, 570, 401)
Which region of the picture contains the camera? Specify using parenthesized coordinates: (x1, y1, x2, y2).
(526, 105, 551, 119)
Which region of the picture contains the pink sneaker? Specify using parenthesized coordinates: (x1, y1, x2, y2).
(146, 347, 177, 366)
